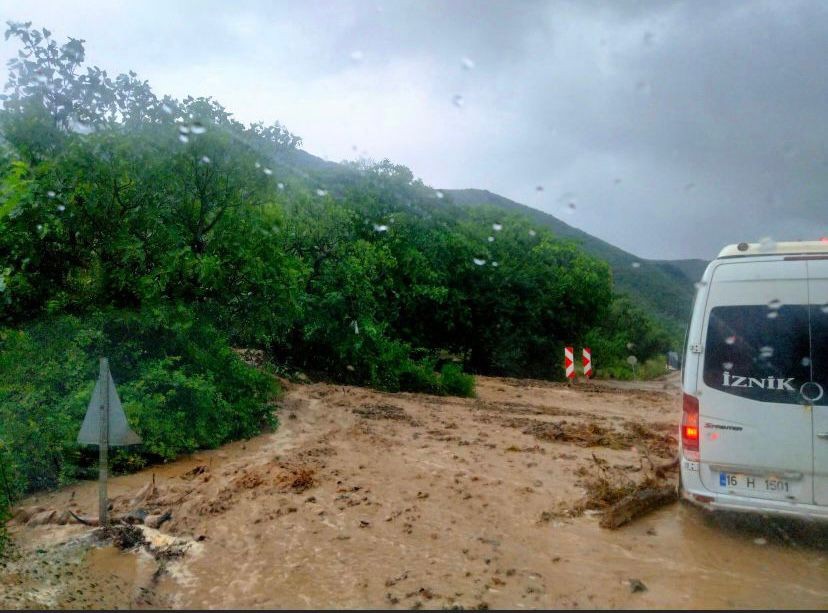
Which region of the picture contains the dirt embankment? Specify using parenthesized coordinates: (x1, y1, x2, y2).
(3, 374, 827, 609)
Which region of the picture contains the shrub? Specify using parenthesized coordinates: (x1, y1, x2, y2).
(0, 308, 278, 495)
(439, 363, 476, 397)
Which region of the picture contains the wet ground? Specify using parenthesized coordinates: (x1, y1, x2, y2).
(3, 374, 827, 609)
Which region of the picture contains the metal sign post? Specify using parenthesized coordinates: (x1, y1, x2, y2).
(77, 358, 142, 527)
(98, 358, 109, 526)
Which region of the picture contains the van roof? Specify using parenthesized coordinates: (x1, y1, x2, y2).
(717, 240, 828, 258)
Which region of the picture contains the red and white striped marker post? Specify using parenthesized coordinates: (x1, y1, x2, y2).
(582, 347, 592, 379)
(564, 346, 575, 381)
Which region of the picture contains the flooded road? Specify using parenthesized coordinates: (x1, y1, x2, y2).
(4, 375, 827, 609)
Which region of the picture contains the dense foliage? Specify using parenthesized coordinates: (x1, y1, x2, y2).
(0, 23, 671, 498)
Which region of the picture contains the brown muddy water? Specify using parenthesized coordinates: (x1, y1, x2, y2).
(3, 375, 827, 609)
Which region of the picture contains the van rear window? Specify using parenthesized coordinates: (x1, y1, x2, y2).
(703, 305, 812, 404)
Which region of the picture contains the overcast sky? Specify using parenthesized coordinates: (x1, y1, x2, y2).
(1, 0, 826, 259)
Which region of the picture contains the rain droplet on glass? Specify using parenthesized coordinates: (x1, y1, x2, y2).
(767, 311, 778, 319)
(190, 122, 206, 135)
(461, 57, 475, 70)
(487, 236, 495, 242)
(760, 346, 774, 358)
(263, 168, 273, 176)
(802, 356, 812, 367)
(535, 185, 544, 192)
(725, 335, 736, 345)
(631, 262, 641, 269)
(161, 103, 173, 115)
(626, 342, 635, 350)
(492, 261, 499, 267)
(373, 224, 389, 232)
(492, 223, 503, 232)
(178, 134, 189, 144)
(47, 191, 56, 198)
(56, 204, 65, 212)
(452, 94, 465, 108)
(316, 189, 328, 197)
(528, 229, 536, 237)
(277, 182, 285, 190)
(758, 237, 776, 252)
(473, 258, 486, 266)
(723, 362, 734, 370)
(435, 191, 444, 199)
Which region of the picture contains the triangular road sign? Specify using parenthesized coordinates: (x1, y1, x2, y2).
(77, 369, 142, 446)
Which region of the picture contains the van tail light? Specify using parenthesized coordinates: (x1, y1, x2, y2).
(682, 393, 700, 461)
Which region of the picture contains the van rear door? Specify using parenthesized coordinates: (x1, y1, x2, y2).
(698, 259, 814, 503)
(807, 258, 828, 506)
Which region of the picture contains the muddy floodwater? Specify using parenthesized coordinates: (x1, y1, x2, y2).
(4, 374, 827, 609)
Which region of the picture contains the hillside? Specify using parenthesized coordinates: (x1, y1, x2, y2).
(443, 189, 707, 331)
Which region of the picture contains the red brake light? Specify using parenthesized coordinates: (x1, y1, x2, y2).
(682, 393, 700, 461)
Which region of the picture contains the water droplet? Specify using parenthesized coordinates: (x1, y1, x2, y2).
(67, 117, 94, 135)
(36, 224, 43, 232)
(627, 355, 638, 365)
(760, 346, 774, 359)
(725, 335, 736, 345)
(373, 224, 389, 232)
(46, 191, 56, 198)
(352, 320, 360, 335)
(346, 365, 355, 372)
(626, 342, 635, 350)
(473, 258, 487, 266)
(178, 134, 189, 144)
(802, 356, 812, 367)
(452, 94, 465, 108)
(766, 311, 778, 319)
(567, 202, 576, 211)
(277, 182, 285, 190)
(255, 161, 262, 169)
(435, 191, 444, 199)
(487, 236, 494, 242)
(178, 125, 190, 135)
(821, 303, 828, 314)
(528, 229, 536, 237)
(492, 223, 502, 232)
(190, 122, 206, 135)
(631, 262, 641, 269)
(758, 237, 776, 252)
(723, 362, 734, 370)
(535, 185, 544, 192)
(349, 50, 364, 62)
(753, 538, 767, 546)
(767, 299, 782, 310)
(316, 189, 328, 197)
(263, 168, 273, 176)
(56, 204, 65, 212)
(694, 281, 707, 290)
(461, 57, 475, 70)
(161, 103, 173, 115)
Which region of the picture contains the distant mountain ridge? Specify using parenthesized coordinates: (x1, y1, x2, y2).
(443, 189, 707, 330)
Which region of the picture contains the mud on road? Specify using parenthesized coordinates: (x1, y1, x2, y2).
(4, 374, 828, 609)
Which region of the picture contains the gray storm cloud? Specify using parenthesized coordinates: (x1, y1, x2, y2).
(1, 0, 826, 258)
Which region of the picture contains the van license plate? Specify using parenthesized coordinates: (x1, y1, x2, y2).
(719, 472, 791, 493)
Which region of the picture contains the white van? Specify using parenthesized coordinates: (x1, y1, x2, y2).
(680, 240, 828, 521)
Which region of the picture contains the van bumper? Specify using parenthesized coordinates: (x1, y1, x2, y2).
(680, 466, 828, 522)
